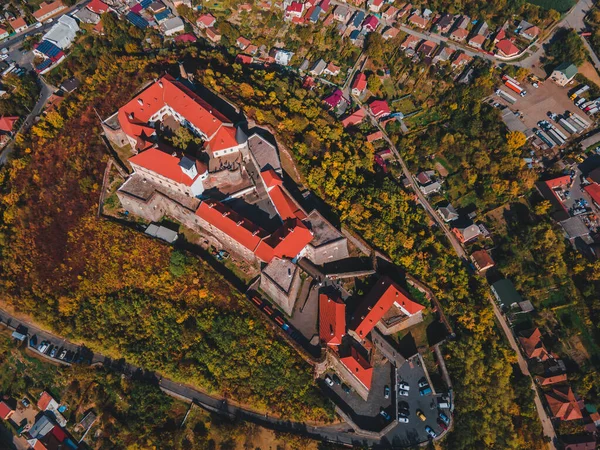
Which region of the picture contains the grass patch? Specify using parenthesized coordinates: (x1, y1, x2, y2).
(558, 309, 600, 362)
(526, 0, 575, 12)
(392, 96, 417, 113)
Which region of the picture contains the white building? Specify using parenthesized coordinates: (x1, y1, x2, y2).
(161, 17, 185, 36)
(42, 15, 79, 49)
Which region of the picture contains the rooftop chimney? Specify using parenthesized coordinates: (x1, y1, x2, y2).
(137, 98, 143, 106)
(158, 81, 163, 88)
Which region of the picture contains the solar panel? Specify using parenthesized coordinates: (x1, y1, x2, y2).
(139, 0, 152, 8)
(154, 9, 171, 22)
(36, 59, 52, 71)
(36, 40, 62, 58)
(126, 11, 149, 29)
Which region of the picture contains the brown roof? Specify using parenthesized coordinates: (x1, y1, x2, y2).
(545, 385, 583, 421)
(519, 328, 551, 361)
(471, 249, 494, 271)
(33, 1, 65, 20)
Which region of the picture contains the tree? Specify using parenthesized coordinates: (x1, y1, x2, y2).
(506, 131, 527, 151)
(546, 28, 588, 66)
(365, 32, 385, 61)
(171, 126, 202, 150)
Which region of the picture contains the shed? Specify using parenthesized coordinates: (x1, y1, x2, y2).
(145, 224, 178, 243)
(491, 279, 523, 311)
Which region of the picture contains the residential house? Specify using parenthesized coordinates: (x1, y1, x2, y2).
(285, 1, 304, 20)
(60, 77, 80, 93)
(563, 436, 597, 450)
(235, 54, 253, 64)
(319, 292, 346, 346)
(320, 0, 331, 12)
(196, 14, 216, 28)
(341, 108, 366, 127)
(454, 15, 470, 29)
(0, 401, 14, 420)
(496, 39, 520, 57)
(236, 36, 251, 50)
(382, 26, 399, 40)
(10, 17, 28, 34)
(494, 28, 506, 43)
(451, 52, 472, 69)
(367, 130, 383, 142)
(471, 249, 494, 272)
(309, 6, 323, 23)
(382, 6, 398, 22)
(350, 11, 365, 29)
(433, 46, 454, 64)
(299, 59, 310, 72)
(468, 34, 486, 49)
(324, 62, 340, 76)
(323, 89, 344, 109)
(362, 15, 379, 32)
(521, 25, 540, 40)
(473, 20, 488, 37)
(148, 1, 167, 13)
(367, 0, 384, 13)
(535, 374, 568, 386)
(545, 385, 583, 421)
(349, 276, 425, 339)
(323, 13, 335, 26)
(450, 28, 469, 42)
(408, 13, 429, 29)
(369, 99, 390, 119)
(205, 27, 221, 43)
(73, 8, 100, 24)
(519, 328, 552, 361)
(436, 13, 454, 33)
(584, 183, 600, 209)
(33, 1, 66, 22)
(333, 5, 351, 22)
(535, 175, 572, 221)
(310, 58, 327, 76)
(273, 49, 294, 65)
(437, 203, 458, 222)
(400, 34, 420, 50)
(491, 279, 522, 311)
(0, 28, 8, 41)
(418, 40, 437, 58)
(245, 44, 258, 55)
(551, 62, 578, 86)
(397, 3, 412, 19)
(238, 3, 253, 12)
(161, 17, 184, 36)
(42, 15, 79, 49)
(452, 222, 480, 243)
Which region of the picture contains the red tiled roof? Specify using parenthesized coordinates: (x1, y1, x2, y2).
(319, 293, 346, 346)
(545, 385, 583, 421)
(536, 374, 568, 386)
(351, 72, 367, 92)
(196, 200, 268, 252)
(452, 52, 472, 66)
(451, 28, 468, 40)
(87, 0, 109, 14)
(269, 186, 306, 220)
(496, 39, 519, 57)
(519, 328, 551, 361)
(495, 29, 506, 41)
(469, 34, 486, 46)
(197, 14, 216, 27)
(129, 147, 207, 186)
(326, 62, 340, 74)
(37, 391, 55, 411)
(523, 25, 540, 37)
(287, 1, 303, 12)
(341, 348, 373, 389)
(236, 54, 253, 64)
(471, 249, 494, 270)
(261, 168, 283, 189)
(118, 75, 230, 143)
(33, 1, 64, 20)
(206, 125, 239, 153)
(367, 131, 383, 142)
(324, 89, 343, 108)
(362, 15, 379, 29)
(0, 401, 13, 419)
(10, 17, 27, 30)
(401, 34, 420, 49)
(350, 276, 424, 339)
(0, 116, 19, 133)
(342, 108, 366, 127)
(237, 36, 251, 48)
(255, 218, 313, 262)
(174, 33, 198, 43)
(584, 183, 600, 205)
(30, 440, 48, 450)
(50, 425, 67, 442)
(409, 14, 428, 27)
(383, 5, 398, 18)
(546, 175, 571, 189)
(369, 99, 390, 117)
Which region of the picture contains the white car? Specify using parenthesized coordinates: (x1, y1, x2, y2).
(59, 349, 67, 360)
(398, 389, 409, 397)
(418, 380, 429, 388)
(398, 416, 409, 423)
(0, 54, 9, 61)
(398, 381, 410, 391)
(35, 23, 43, 29)
(324, 375, 334, 387)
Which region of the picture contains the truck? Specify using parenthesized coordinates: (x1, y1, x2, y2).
(559, 118, 578, 134)
(576, 97, 586, 107)
(570, 85, 589, 100)
(496, 89, 517, 104)
(550, 125, 568, 141)
(547, 128, 565, 145)
(587, 107, 599, 115)
(569, 112, 590, 128)
(504, 79, 526, 97)
(536, 130, 555, 148)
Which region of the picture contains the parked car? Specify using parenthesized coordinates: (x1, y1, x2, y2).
(425, 426, 437, 439)
(38, 341, 48, 353)
(419, 387, 432, 396)
(59, 349, 67, 360)
(332, 374, 341, 385)
(35, 23, 43, 29)
(29, 335, 37, 347)
(397, 416, 409, 423)
(324, 375, 334, 387)
(379, 408, 391, 421)
(384, 385, 390, 399)
(398, 381, 410, 390)
(50, 347, 58, 358)
(398, 389, 409, 397)
(341, 383, 351, 394)
(21, 398, 30, 408)
(418, 380, 429, 388)
(437, 418, 448, 430)
(439, 412, 450, 425)
(416, 409, 426, 421)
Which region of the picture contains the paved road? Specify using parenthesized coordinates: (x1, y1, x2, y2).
(487, 298, 557, 449)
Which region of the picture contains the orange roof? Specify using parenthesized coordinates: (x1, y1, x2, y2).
(452, 53, 472, 66)
(523, 25, 540, 37)
(206, 125, 239, 153)
(236, 54, 253, 64)
(469, 34, 486, 45)
(0, 401, 13, 419)
(519, 328, 551, 361)
(196, 200, 268, 252)
(87, 0, 109, 13)
(0, 116, 19, 133)
(545, 386, 582, 421)
(546, 175, 571, 189)
(341, 348, 373, 389)
(0, 27, 9, 35)
(451, 28, 468, 40)
(33, 1, 64, 20)
(350, 276, 424, 339)
(129, 147, 207, 186)
(29, 440, 48, 450)
(37, 391, 55, 411)
(10, 17, 27, 30)
(536, 374, 568, 386)
(342, 108, 366, 127)
(269, 186, 306, 220)
(584, 183, 600, 205)
(197, 13, 216, 27)
(319, 293, 346, 346)
(351, 72, 367, 92)
(367, 131, 383, 142)
(255, 218, 313, 262)
(409, 14, 428, 27)
(237, 36, 251, 48)
(496, 39, 520, 57)
(118, 75, 230, 144)
(261, 169, 283, 189)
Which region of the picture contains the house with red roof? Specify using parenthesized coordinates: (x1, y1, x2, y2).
(319, 293, 346, 346)
(400, 34, 420, 51)
(236, 54, 253, 64)
(366, 131, 383, 142)
(10, 17, 28, 34)
(535, 373, 568, 386)
(468, 34, 486, 49)
(323, 89, 344, 109)
(324, 62, 340, 76)
(0, 116, 19, 134)
(518, 328, 552, 361)
(196, 13, 216, 28)
(33, 1, 66, 22)
(349, 276, 424, 340)
(0, 401, 14, 420)
(369, 99, 390, 119)
(362, 15, 379, 32)
(285, 1, 304, 20)
(494, 28, 506, 43)
(450, 28, 469, 42)
(339, 347, 373, 397)
(236, 36, 251, 50)
(408, 13, 429, 29)
(351, 72, 367, 96)
(87, 0, 109, 14)
(382, 5, 398, 21)
(0, 27, 9, 40)
(260, 169, 307, 221)
(341, 108, 366, 127)
(522, 25, 540, 41)
(545, 385, 583, 421)
(367, 0, 384, 13)
(584, 183, 600, 208)
(496, 39, 520, 58)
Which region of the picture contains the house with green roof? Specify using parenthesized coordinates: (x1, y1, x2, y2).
(551, 62, 578, 86)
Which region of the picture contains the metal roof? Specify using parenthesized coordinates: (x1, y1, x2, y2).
(126, 11, 149, 29)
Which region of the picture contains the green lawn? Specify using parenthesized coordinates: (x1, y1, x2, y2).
(558, 309, 600, 362)
(526, 0, 575, 12)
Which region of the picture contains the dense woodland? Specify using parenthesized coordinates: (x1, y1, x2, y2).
(0, 2, 597, 448)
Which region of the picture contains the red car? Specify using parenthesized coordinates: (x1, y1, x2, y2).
(437, 418, 448, 431)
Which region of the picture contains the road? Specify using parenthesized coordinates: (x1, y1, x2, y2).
(487, 298, 557, 448)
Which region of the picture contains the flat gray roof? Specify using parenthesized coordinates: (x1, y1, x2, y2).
(306, 210, 344, 247)
(560, 216, 590, 239)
